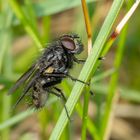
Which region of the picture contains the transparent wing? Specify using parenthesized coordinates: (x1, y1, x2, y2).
(11, 75, 38, 109)
(8, 64, 37, 95)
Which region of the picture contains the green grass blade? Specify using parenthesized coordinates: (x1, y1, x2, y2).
(0, 5, 13, 72)
(30, 0, 97, 17)
(91, 83, 140, 103)
(0, 3, 13, 139)
(8, 0, 42, 49)
(49, 1, 124, 139)
(12, 0, 97, 26)
(76, 103, 100, 140)
(61, 81, 100, 140)
(0, 97, 57, 130)
(100, 25, 128, 139)
(92, 68, 115, 83)
(24, 0, 38, 28)
(81, 87, 90, 140)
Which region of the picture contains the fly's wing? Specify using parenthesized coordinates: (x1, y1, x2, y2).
(8, 64, 37, 95)
(9, 61, 54, 106)
(11, 74, 39, 110)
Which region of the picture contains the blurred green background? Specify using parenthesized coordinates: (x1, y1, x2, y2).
(0, 0, 140, 140)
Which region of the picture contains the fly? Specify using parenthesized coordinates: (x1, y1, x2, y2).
(8, 33, 88, 119)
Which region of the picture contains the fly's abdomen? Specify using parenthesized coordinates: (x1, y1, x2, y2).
(32, 80, 49, 108)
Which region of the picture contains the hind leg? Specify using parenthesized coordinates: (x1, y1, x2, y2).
(47, 88, 71, 121)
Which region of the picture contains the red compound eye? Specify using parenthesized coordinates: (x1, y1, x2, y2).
(61, 37, 75, 50)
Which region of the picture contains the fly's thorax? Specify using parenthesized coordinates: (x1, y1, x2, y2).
(41, 45, 69, 73)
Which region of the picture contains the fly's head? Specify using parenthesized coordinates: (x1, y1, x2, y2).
(60, 33, 84, 54)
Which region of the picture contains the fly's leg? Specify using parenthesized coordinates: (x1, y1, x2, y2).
(54, 87, 72, 121)
(64, 73, 89, 85)
(73, 56, 86, 63)
(47, 88, 71, 121)
(73, 55, 105, 64)
(98, 56, 105, 60)
(54, 87, 67, 101)
(44, 73, 89, 86)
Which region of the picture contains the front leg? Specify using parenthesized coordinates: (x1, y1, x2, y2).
(44, 72, 89, 86)
(73, 54, 106, 64)
(73, 55, 86, 64)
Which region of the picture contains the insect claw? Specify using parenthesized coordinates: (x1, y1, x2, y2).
(89, 90, 94, 96)
(98, 56, 105, 60)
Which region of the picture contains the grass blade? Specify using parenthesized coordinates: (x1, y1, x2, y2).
(49, 1, 124, 139)
(8, 0, 42, 49)
(0, 97, 57, 130)
(100, 25, 128, 139)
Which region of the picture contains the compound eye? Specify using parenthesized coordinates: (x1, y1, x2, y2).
(61, 37, 75, 50)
